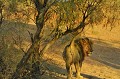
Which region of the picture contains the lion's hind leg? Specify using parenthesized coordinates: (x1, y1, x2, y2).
(74, 62, 83, 79)
(66, 63, 72, 79)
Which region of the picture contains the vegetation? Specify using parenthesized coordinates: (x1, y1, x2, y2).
(0, 0, 120, 78)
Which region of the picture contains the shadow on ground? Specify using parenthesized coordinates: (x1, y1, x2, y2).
(42, 62, 101, 79)
(81, 73, 102, 79)
(91, 39, 120, 69)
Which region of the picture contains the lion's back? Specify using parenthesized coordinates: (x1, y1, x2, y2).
(63, 44, 83, 64)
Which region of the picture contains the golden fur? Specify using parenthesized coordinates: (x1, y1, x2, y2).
(63, 37, 93, 79)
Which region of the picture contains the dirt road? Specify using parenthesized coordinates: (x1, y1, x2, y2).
(92, 40, 120, 69)
(42, 39, 120, 79)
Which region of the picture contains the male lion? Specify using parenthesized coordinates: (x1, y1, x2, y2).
(63, 37, 93, 79)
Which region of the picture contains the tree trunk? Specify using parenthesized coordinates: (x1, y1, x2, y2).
(12, 0, 48, 78)
(12, 18, 43, 78)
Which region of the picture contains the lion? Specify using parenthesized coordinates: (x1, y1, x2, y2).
(63, 37, 93, 79)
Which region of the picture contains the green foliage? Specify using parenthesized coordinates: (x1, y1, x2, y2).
(42, 0, 120, 39)
(0, 0, 119, 27)
(8, 0, 18, 12)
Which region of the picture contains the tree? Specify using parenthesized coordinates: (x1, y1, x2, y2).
(12, 0, 60, 78)
(0, 0, 119, 78)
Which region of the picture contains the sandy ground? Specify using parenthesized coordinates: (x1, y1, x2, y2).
(41, 38, 120, 79)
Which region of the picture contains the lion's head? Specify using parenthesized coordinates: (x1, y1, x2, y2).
(76, 37, 93, 56)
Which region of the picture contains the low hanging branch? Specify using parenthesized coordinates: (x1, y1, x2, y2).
(27, 30, 34, 43)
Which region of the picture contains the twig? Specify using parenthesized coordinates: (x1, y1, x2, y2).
(27, 30, 34, 43)
(12, 37, 26, 53)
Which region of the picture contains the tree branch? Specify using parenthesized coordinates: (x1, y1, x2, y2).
(27, 30, 34, 43)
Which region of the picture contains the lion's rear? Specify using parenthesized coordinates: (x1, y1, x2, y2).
(62, 37, 93, 79)
(63, 45, 73, 64)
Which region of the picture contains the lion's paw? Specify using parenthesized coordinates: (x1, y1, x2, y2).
(77, 75, 83, 79)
